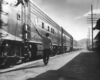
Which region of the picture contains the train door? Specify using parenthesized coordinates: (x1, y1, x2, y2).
(21, 0, 31, 40)
(21, 1, 32, 61)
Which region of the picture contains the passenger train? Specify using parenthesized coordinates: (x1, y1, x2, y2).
(0, 0, 79, 67)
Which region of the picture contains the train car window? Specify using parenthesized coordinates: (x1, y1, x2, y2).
(52, 29, 54, 33)
(51, 28, 55, 34)
(42, 22, 44, 29)
(48, 26, 50, 31)
(51, 28, 53, 33)
(17, 13, 21, 20)
(53, 29, 55, 34)
(52, 29, 54, 34)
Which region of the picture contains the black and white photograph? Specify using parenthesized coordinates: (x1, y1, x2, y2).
(0, 0, 100, 80)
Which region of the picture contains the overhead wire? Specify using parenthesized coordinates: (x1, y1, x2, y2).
(95, 0, 100, 22)
(96, 0, 100, 10)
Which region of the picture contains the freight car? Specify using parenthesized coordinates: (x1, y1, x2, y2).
(0, 0, 73, 67)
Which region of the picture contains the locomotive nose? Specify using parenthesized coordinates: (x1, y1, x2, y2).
(0, 0, 2, 39)
(0, 0, 2, 29)
(0, 0, 9, 44)
(0, 0, 9, 28)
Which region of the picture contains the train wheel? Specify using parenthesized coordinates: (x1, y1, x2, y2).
(0, 44, 11, 67)
(12, 47, 21, 65)
(0, 53, 5, 66)
(50, 49, 54, 56)
(53, 47, 59, 56)
(58, 47, 61, 54)
(43, 52, 50, 65)
(4, 46, 19, 67)
(55, 49, 59, 55)
(28, 50, 32, 60)
(25, 50, 32, 62)
(0, 56, 6, 68)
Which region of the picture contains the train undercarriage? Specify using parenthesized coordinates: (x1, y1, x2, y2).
(0, 40, 37, 68)
(0, 39, 65, 68)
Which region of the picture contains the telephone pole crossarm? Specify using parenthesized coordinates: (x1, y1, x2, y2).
(91, 5, 93, 50)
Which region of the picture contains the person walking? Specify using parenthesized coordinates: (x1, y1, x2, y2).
(35, 29, 52, 65)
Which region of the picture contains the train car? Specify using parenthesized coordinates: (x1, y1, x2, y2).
(61, 28, 73, 53)
(0, 0, 73, 67)
(73, 40, 83, 50)
(73, 40, 78, 50)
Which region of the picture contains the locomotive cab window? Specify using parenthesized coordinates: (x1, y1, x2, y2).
(42, 22, 44, 29)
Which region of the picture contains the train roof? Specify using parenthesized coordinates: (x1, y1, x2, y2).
(30, 0, 73, 38)
(62, 28, 73, 38)
(29, 0, 61, 29)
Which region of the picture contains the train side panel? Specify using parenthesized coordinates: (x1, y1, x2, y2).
(0, 0, 74, 67)
(62, 28, 73, 52)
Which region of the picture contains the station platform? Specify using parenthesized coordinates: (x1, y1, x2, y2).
(27, 51, 100, 80)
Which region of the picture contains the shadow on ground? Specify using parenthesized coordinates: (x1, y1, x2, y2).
(27, 51, 100, 80)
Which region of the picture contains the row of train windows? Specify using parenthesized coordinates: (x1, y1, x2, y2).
(17, 14, 56, 34)
(42, 22, 55, 34)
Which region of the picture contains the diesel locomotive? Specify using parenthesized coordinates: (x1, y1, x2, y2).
(0, 0, 74, 67)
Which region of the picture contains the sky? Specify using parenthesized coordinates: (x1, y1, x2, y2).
(33, 0, 100, 40)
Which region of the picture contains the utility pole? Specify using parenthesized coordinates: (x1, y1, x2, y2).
(91, 5, 93, 50)
(87, 5, 98, 50)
